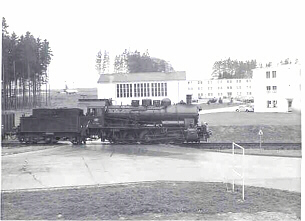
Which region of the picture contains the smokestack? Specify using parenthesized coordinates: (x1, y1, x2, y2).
(186, 94, 192, 105)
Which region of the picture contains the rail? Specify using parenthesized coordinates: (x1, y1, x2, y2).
(177, 142, 301, 150)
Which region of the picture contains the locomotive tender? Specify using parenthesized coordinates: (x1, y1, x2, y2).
(17, 97, 211, 144)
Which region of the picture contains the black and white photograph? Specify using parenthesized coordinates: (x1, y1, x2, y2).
(1, 0, 302, 220)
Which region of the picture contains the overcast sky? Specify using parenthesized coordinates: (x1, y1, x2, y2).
(1, 0, 303, 89)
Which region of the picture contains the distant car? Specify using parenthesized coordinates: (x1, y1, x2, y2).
(236, 104, 254, 112)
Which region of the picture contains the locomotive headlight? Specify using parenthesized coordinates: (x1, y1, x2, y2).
(93, 118, 99, 122)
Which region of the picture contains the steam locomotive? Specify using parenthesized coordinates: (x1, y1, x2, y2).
(16, 97, 211, 144)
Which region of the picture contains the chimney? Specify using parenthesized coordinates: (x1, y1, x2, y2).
(186, 95, 192, 105)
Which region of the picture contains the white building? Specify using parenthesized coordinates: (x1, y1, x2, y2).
(187, 78, 253, 100)
(252, 64, 302, 112)
(97, 71, 188, 105)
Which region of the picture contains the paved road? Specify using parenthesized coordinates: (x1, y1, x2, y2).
(199, 106, 238, 114)
(1, 143, 301, 192)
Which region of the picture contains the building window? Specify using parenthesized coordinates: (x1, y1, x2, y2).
(137, 84, 140, 97)
(266, 71, 270, 78)
(134, 84, 137, 97)
(143, 83, 147, 97)
(266, 86, 271, 93)
(151, 83, 155, 96)
(140, 83, 143, 97)
(272, 86, 277, 93)
(125, 84, 128, 97)
(117, 83, 133, 98)
(161, 83, 164, 96)
(150, 82, 167, 97)
(119, 82, 167, 98)
(272, 71, 276, 78)
(120, 84, 123, 97)
(267, 100, 277, 108)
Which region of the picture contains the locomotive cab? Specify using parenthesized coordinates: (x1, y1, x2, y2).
(83, 106, 105, 126)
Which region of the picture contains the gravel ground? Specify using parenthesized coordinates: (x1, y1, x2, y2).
(1, 181, 300, 220)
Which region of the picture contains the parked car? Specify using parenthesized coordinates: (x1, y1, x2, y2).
(236, 104, 254, 112)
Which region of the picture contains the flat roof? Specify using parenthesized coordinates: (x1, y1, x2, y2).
(97, 71, 186, 83)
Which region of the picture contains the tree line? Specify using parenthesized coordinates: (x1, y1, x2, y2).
(2, 17, 53, 110)
(212, 58, 257, 79)
(95, 49, 175, 74)
(212, 58, 299, 79)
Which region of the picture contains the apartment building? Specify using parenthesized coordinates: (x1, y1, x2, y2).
(252, 64, 301, 112)
(187, 78, 253, 100)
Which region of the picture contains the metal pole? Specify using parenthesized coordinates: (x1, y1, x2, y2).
(242, 147, 245, 201)
(259, 135, 262, 150)
(232, 142, 235, 192)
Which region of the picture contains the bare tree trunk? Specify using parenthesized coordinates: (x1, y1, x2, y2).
(45, 81, 48, 106)
(14, 61, 17, 110)
(2, 62, 7, 110)
(22, 79, 25, 109)
(9, 81, 12, 110)
(28, 81, 31, 108)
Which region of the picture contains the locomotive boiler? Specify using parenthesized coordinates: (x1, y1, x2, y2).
(16, 97, 211, 144)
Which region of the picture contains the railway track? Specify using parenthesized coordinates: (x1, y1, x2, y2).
(177, 142, 302, 150)
(2, 139, 301, 150)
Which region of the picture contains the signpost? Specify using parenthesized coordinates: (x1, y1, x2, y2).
(258, 129, 263, 150)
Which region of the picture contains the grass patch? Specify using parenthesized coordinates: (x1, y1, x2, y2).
(1, 181, 301, 220)
(199, 112, 301, 143)
(208, 125, 301, 143)
(200, 112, 301, 126)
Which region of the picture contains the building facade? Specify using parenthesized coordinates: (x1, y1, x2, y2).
(252, 64, 302, 112)
(187, 78, 253, 100)
(97, 72, 188, 105)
